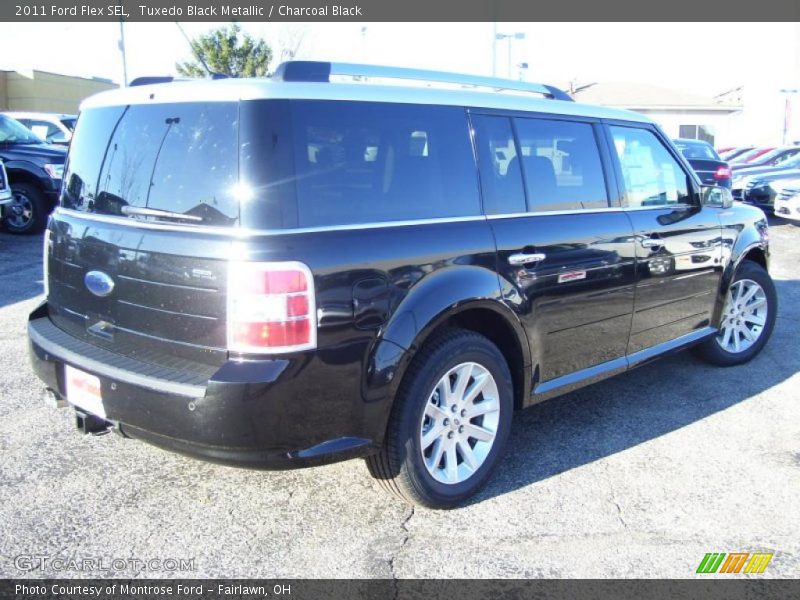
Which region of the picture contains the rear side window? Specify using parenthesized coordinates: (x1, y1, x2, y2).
(514, 118, 609, 212)
(241, 100, 480, 229)
(294, 101, 479, 227)
(471, 115, 526, 215)
(61, 103, 240, 227)
(29, 120, 62, 142)
(609, 126, 692, 208)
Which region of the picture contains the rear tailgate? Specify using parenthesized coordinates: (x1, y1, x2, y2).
(47, 213, 231, 369)
(44, 99, 243, 371)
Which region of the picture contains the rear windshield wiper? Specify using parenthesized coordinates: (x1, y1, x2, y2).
(121, 206, 203, 222)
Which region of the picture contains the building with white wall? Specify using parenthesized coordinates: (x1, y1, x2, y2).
(571, 82, 742, 147)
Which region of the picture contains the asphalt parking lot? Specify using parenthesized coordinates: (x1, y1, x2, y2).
(0, 218, 798, 579)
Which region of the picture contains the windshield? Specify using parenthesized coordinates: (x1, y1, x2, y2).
(772, 149, 800, 166)
(752, 148, 792, 164)
(732, 148, 766, 163)
(777, 155, 800, 170)
(0, 115, 44, 144)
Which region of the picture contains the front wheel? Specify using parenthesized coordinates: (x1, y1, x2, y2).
(367, 329, 513, 508)
(695, 261, 777, 366)
(3, 183, 48, 234)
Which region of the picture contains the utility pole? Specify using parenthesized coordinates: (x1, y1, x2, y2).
(495, 31, 525, 79)
(492, 23, 497, 77)
(118, 1, 128, 86)
(780, 89, 799, 145)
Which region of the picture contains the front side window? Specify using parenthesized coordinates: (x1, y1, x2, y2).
(29, 120, 62, 142)
(514, 118, 609, 212)
(609, 126, 692, 208)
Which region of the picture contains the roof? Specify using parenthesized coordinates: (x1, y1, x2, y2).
(80, 77, 652, 124)
(571, 82, 740, 112)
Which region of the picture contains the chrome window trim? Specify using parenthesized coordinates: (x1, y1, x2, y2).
(57, 203, 700, 235)
(485, 203, 697, 220)
(54, 208, 488, 237)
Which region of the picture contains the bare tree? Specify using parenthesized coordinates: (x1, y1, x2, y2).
(276, 25, 309, 63)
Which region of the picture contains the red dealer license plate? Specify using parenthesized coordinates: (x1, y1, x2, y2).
(65, 365, 106, 419)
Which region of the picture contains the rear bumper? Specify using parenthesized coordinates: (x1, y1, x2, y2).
(28, 306, 387, 469)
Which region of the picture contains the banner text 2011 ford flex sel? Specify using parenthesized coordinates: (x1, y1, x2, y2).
(28, 62, 776, 508)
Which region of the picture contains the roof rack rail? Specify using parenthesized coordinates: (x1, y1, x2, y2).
(272, 61, 573, 102)
(130, 76, 176, 87)
(129, 72, 229, 87)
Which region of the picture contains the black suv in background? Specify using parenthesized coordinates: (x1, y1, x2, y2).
(27, 63, 776, 508)
(0, 114, 66, 234)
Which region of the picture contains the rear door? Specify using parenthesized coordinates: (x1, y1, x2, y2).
(604, 124, 723, 355)
(474, 112, 637, 394)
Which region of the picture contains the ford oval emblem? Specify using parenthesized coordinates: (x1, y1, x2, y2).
(84, 271, 115, 297)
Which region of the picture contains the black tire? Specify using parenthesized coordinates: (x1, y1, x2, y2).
(694, 260, 777, 367)
(3, 182, 48, 234)
(367, 329, 513, 509)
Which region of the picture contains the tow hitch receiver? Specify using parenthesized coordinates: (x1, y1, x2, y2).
(75, 410, 112, 435)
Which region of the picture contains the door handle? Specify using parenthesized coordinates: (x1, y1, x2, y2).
(508, 253, 546, 266)
(641, 238, 663, 249)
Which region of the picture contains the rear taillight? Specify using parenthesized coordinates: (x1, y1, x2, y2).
(714, 166, 732, 180)
(227, 261, 317, 354)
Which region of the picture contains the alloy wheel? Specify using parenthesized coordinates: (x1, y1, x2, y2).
(716, 278, 768, 354)
(419, 362, 500, 485)
(5, 190, 34, 231)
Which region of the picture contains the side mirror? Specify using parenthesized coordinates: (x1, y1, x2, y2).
(701, 185, 733, 209)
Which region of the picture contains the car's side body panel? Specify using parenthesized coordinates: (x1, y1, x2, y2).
(26, 77, 774, 473)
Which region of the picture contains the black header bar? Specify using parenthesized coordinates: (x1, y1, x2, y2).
(3, 0, 800, 22)
(2, 579, 799, 600)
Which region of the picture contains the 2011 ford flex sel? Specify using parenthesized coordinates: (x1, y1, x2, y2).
(28, 62, 776, 508)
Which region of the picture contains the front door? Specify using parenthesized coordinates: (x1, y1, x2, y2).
(605, 124, 723, 354)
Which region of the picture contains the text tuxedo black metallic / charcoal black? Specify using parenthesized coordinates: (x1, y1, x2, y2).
(27, 62, 777, 508)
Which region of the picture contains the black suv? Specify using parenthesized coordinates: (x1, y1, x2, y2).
(28, 63, 777, 508)
(0, 114, 67, 234)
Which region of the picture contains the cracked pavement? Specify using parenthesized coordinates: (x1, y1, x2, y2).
(0, 218, 798, 578)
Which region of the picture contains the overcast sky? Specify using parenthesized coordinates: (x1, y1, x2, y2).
(0, 22, 798, 97)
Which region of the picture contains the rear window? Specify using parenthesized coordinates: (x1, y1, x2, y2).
(61, 103, 240, 227)
(674, 140, 719, 160)
(240, 100, 480, 229)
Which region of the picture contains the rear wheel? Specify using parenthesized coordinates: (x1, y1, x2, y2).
(3, 183, 48, 234)
(695, 261, 777, 366)
(367, 329, 513, 508)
